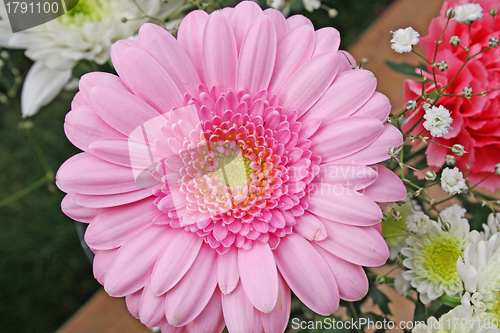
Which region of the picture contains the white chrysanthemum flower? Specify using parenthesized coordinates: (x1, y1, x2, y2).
(412, 304, 499, 333)
(454, 3, 483, 24)
(458, 235, 500, 322)
(406, 211, 434, 235)
(390, 27, 420, 53)
(441, 167, 468, 195)
(0, 0, 187, 117)
(423, 105, 454, 137)
(401, 205, 478, 304)
(303, 0, 321, 12)
(395, 274, 412, 297)
(483, 213, 500, 240)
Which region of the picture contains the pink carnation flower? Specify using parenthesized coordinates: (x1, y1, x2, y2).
(403, 0, 500, 191)
(57, 2, 406, 332)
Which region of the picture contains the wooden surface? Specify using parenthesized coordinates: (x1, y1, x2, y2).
(58, 0, 446, 332)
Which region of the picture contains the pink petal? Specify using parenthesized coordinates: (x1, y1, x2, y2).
(64, 105, 124, 152)
(293, 211, 327, 241)
(88, 138, 155, 168)
(73, 187, 155, 208)
(150, 229, 204, 296)
(280, 53, 339, 116)
(160, 324, 187, 333)
(287, 15, 313, 29)
(352, 92, 391, 122)
(332, 124, 403, 165)
(261, 273, 291, 333)
(104, 224, 171, 297)
(268, 25, 315, 95)
(263, 8, 289, 40)
(236, 16, 277, 96)
(316, 164, 378, 190)
(229, 1, 263, 51)
(313, 245, 369, 301)
(139, 279, 168, 327)
(56, 153, 158, 195)
(79, 71, 129, 105)
(315, 220, 389, 267)
(186, 289, 225, 333)
(89, 86, 162, 136)
(93, 248, 118, 285)
(222, 282, 257, 333)
(84, 198, 157, 250)
(307, 186, 382, 226)
(110, 39, 139, 72)
(312, 27, 341, 57)
(302, 69, 377, 122)
(217, 246, 240, 295)
(274, 233, 339, 315)
(337, 51, 356, 73)
(363, 165, 406, 203)
(203, 11, 238, 92)
(165, 244, 218, 327)
(238, 242, 278, 313)
(138, 24, 201, 96)
(177, 10, 209, 84)
(310, 116, 384, 162)
(61, 193, 102, 223)
(125, 290, 143, 319)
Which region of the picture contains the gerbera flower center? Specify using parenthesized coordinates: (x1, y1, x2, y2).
(417, 234, 463, 286)
(59, 0, 107, 26)
(209, 145, 252, 189)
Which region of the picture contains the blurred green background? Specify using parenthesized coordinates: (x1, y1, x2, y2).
(0, 0, 394, 332)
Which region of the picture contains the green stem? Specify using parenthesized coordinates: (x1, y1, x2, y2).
(0, 173, 53, 208)
(438, 295, 461, 307)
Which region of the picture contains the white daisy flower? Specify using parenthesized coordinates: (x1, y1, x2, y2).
(441, 167, 468, 195)
(412, 304, 499, 333)
(483, 213, 500, 240)
(390, 27, 420, 53)
(454, 3, 483, 24)
(401, 205, 478, 304)
(423, 105, 454, 137)
(0, 0, 187, 117)
(458, 235, 500, 322)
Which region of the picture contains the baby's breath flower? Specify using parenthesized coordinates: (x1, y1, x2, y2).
(425, 170, 437, 181)
(441, 167, 468, 195)
(463, 86, 473, 98)
(446, 8, 456, 19)
(406, 211, 433, 235)
(423, 105, 454, 137)
(436, 60, 448, 71)
(390, 27, 420, 53)
(489, 37, 499, 48)
(302, 0, 320, 12)
(422, 102, 432, 111)
(394, 274, 412, 297)
(454, 3, 483, 24)
(452, 144, 466, 156)
(389, 146, 400, 158)
(450, 35, 461, 46)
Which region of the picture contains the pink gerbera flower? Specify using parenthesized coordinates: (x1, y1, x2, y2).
(57, 2, 406, 332)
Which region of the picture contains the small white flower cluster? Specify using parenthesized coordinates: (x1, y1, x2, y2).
(441, 167, 468, 195)
(391, 27, 420, 53)
(454, 3, 483, 24)
(423, 105, 454, 137)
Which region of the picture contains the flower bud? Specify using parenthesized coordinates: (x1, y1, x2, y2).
(422, 102, 432, 111)
(406, 100, 417, 111)
(445, 155, 456, 166)
(496, 163, 500, 175)
(446, 8, 455, 19)
(462, 86, 473, 98)
(450, 36, 461, 46)
(436, 61, 448, 71)
(489, 37, 499, 48)
(425, 170, 437, 181)
(392, 210, 402, 221)
(389, 146, 400, 158)
(0, 51, 9, 60)
(328, 8, 338, 18)
(491, 8, 498, 16)
(452, 144, 466, 156)
(121, 17, 128, 23)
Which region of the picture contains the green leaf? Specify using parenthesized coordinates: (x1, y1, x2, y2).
(414, 297, 427, 322)
(385, 60, 422, 77)
(368, 286, 392, 316)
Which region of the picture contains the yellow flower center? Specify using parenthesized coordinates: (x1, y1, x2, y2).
(487, 291, 500, 320)
(211, 152, 252, 189)
(59, 0, 108, 26)
(418, 234, 463, 285)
